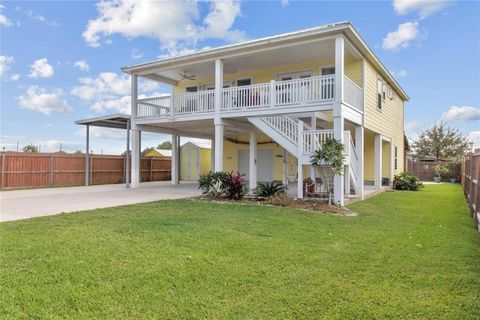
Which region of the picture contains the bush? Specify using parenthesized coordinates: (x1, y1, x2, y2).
(270, 194, 294, 207)
(393, 172, 424, 191)
(224, 171, 247, 200)
(198, 171, 227, 196)
(433, 164, 450, 178)
(256, 181, 286, 197)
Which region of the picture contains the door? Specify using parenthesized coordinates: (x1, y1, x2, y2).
(276, 71, 313, 104)
(184, 148, 200, 180)
(235, 78, 252, 108)
(237, 149, 274, 183)
(185, 86, 198, 113)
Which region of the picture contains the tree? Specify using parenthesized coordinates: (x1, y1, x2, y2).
(310, 138, 345, 205)
(74, 150, 83, 154)
(22, 144, 38, 153)
(157, 141, 172, 150)
(412, 122, 472, 161)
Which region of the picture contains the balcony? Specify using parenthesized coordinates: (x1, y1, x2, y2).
(136, 74, 362, 120)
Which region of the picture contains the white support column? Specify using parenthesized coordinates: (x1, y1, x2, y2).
(85, 125, 90, 186)
(333, 109, 345, 206)
(249, 131, 257, 192)
(355, 126, 364, 199)
(335, 37, 345, 103)
(297, 120, 304, 199)
(214, 59, 224, 172)
(344, 165, 350, 195)
(171, 134, 179, 185)
(131, 129, 140, 188)
(214, 121, 224, 172)
(374, 134, 382, 188)
(309, 115, 316, 181)
(282, 150, 287, 186)
(210, 139, 215, 172)
(125, 120, 130, 188)
(130, 74, 140, 188)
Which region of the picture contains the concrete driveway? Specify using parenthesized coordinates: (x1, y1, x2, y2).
(0, 181, 200, 222)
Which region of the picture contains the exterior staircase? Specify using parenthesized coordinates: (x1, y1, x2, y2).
(248, 114, 360, 195)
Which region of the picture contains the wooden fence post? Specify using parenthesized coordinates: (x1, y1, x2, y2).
(50, 155, 54, 186)
(150, 158, 153, 182)
(1, 153, 5, 190)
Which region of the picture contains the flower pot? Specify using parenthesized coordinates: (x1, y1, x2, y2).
(434, 176, 441, 183)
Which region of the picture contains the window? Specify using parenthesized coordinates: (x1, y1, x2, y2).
(382, 81, 387, 100)
(236, 78, 251, 86)
(394, 146, 398, 170)
(321, 67, 335, 75)
(186, 86, 198, 92)
(377, 77, 383, 110)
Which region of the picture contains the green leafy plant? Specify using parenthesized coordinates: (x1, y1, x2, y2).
(310, 138, 345, 205)
(393, 172, 424, 191)
(223, 171, 247, 200)
(198, 171, 228, 196)
(256, 181, 286, 198)
(433, 164, 450, 178)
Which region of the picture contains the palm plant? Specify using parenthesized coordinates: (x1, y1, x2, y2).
(256, 181, 286, 197)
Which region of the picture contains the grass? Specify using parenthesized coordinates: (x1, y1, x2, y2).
(1, 184, 479, 319)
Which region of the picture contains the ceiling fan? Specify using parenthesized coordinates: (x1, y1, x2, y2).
(179, 71, 196, 80)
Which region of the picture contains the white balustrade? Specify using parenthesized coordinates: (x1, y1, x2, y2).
(222, 83, 270, 110)
(263, 114, 299, 144)
(136, 96, 171, 118)
(344, 76, 363, 111)
(302, 129, 334, 154)
(173, 90, 215, 115)
(275, 75, 335, 106)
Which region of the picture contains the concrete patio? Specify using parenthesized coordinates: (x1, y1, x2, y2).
(0, 181, 201, 222)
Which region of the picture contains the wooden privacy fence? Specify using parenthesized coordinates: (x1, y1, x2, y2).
(0, 152, 171, 190)
(407, 161, 461, 181)
(462, 152, 480, 231)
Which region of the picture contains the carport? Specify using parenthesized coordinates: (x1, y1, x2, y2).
(75, 114, 132, 187)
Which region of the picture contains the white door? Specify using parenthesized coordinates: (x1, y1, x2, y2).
(238, 149, 274, 182)
(186, 149, 200, 180)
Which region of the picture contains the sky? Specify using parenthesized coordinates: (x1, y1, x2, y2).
(1, 0, 479, 154)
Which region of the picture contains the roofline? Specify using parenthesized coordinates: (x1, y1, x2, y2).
(122, 21, 409, 101)
(74, 113, 130, 125)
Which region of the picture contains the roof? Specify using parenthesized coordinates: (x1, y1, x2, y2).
(181, 141, 211, 150)
(156, 149, 172, 157)
(75, 114, 130, 129)
(122, 21, 408, 101)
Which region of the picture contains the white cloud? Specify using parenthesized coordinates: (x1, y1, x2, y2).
(17, 85, 73, 115)
(28, 58, 54, 78)
(0, 135, 83, 153)
(468, 131, 480, 148)
(0, 4, 13, 26)
(25, 9, 58, 26)
(405, 120, 422, 136)
(0, 55, 14, 77)
(440, 106, 480, 123)
(393, 0, 452, 19)
(91, 92, 165, 114)
(281, 0, 289, 6)
(71, 72, 158, 101)
(74, 59, 90, 71)
(10, 73, 20, 81)
(382, 21, 420, 51)
(131, 48, 143, 60)
(391, 69, 408, 77)
(75, 126, 126, 140)
(82, 0, 244, 52)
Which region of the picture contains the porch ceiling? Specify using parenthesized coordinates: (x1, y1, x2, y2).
(141, 39, 359, 84)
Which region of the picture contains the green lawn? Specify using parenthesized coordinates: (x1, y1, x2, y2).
(1, 184, 479, 319)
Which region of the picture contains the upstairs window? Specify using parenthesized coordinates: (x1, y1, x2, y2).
(321, 67, 335, 76)
(377, 77, 383, 110)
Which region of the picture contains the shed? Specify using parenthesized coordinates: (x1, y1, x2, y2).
(180, 142, 211, 181)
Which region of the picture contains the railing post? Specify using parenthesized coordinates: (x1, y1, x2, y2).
(169, 95, 174, 119)
(270, 80, 275, 108)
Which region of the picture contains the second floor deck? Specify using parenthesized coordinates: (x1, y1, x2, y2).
(135, 74, 362, 121)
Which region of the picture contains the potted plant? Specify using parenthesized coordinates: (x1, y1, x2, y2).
(432, 164, 449, 183)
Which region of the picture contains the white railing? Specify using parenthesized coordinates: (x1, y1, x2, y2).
(263, 114, 298, 144)
(135, 75, 337, 119)
(344, 76, 363, 111)
(137, 96, 171, 118)
(275, 75, 335, 106)
(222, 83, 270, 111)
(344, 130, 359, 192)
(302, 129, 334, 154)
(172, 90, 215, 115)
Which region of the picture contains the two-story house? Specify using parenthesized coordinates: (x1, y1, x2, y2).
(121, 21, 409, 206)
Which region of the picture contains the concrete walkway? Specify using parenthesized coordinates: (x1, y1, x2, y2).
(0, 181, 200, 222)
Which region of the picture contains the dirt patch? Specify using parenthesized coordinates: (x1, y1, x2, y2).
(193, 195, 357, 216)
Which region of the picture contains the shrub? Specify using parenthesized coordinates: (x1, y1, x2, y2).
(224, 171, 247, 200)
(198, 171, 227, 196)
(433, 164, 450, 178)
(270, 194, 294, 207)
(256, 181, 286, 197)
(393, 172, 424, 191)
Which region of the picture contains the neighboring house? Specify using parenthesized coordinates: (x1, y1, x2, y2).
(180, 142, 211, 181)
(156, 149, 172, 158)
(144, 149, 170, 158)
(122, 22, 409, 205)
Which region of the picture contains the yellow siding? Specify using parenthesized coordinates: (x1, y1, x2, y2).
(364, 130, 375, 181)
(174, 59, 363, 93)
(382, 140, 391, 178)
(364, 60, 405, 178)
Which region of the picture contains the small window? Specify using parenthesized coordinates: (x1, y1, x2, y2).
(394, 146, 398, 170)
(321, 67, 335, 75)
(377, 77, 383, 110)
(236, 79, 251, 86)
(382, 81, 387, 100)
(186, 86, 198, 93)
